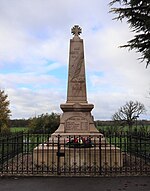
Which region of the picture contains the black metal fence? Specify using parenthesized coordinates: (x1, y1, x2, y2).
(0, 133, 23, 165)
(0, 131, 150, 176)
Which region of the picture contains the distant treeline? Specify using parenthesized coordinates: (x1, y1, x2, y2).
(95, 120, 150, 126)
(9, 119, 30, 128)
(9, 118, 150, 128)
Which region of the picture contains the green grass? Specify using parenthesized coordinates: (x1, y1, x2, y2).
(10, 127, 28, 133)
(97, 125, 150, 132)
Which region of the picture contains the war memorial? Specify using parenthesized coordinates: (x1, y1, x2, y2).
(33, 25, 123, 171)
(1, 25, 149, 177)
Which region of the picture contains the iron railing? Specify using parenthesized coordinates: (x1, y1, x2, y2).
(0, 132, 150, 176)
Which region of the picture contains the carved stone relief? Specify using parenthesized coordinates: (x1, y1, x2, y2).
(69, 45, 86, 97)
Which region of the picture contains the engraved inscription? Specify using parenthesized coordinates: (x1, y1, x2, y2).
(65, 116, 89, 132)
(70, 47, 80, 61)
(72, 81, 84, 97)
(81, 122, 88, 130)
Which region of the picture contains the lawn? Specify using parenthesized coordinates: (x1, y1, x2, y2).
(10, 127, 28, 133)
(97, 125, 150, 133)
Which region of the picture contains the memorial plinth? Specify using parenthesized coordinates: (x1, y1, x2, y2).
(33, 144, 123, 169)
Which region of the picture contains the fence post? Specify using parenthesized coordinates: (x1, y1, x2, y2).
(57, 135, 61, 175)
(0, 139, 4, 172)
(99, 135, 102, 175)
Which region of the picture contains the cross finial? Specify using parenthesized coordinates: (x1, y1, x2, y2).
(71, 25, 82, 37)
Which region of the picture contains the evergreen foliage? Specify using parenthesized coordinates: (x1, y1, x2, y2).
(110, 0, 150, 67)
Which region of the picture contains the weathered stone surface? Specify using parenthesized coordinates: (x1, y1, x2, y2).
(67, 39, 87, 103)
(51, 25, 101, 138)
(33, 26, 123, 168)
(33, 144, 123, 168)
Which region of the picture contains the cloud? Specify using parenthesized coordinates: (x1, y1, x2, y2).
(0, 0, 149, 120)
(6, 87, 65, 119)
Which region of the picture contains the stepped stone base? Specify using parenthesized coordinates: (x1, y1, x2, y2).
(51, 103, 103, 141)
(33, 144, 123, 168)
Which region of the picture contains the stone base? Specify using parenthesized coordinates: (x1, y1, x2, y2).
(53, 102, 100, 137)
(33, 144, 123, 168)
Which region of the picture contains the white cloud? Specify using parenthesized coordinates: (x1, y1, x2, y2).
(0, 0, 149, 120)
(6, 88, 65, 119)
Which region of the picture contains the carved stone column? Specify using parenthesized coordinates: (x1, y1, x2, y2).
(51, 25, 101, 138)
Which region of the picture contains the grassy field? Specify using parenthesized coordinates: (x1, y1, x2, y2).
(97, 125, 150, 132)
(10, 125, 150, 133)
(10, 127, 28, 133)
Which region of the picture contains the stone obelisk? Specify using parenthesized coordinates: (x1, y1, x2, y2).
(34, 26, 122, 169)
(51, 25, 102, 138)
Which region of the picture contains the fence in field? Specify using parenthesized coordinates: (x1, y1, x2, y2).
(0, 131, 150, 176)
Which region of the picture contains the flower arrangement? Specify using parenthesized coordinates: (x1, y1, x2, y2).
(66, 137, 93, 148)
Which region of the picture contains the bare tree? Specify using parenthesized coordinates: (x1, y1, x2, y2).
(112, 101, 146, 131)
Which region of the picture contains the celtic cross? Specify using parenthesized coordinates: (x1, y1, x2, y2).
(71, 25, 82, 37)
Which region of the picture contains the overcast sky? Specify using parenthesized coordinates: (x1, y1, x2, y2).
(0, 0, 149, 120)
